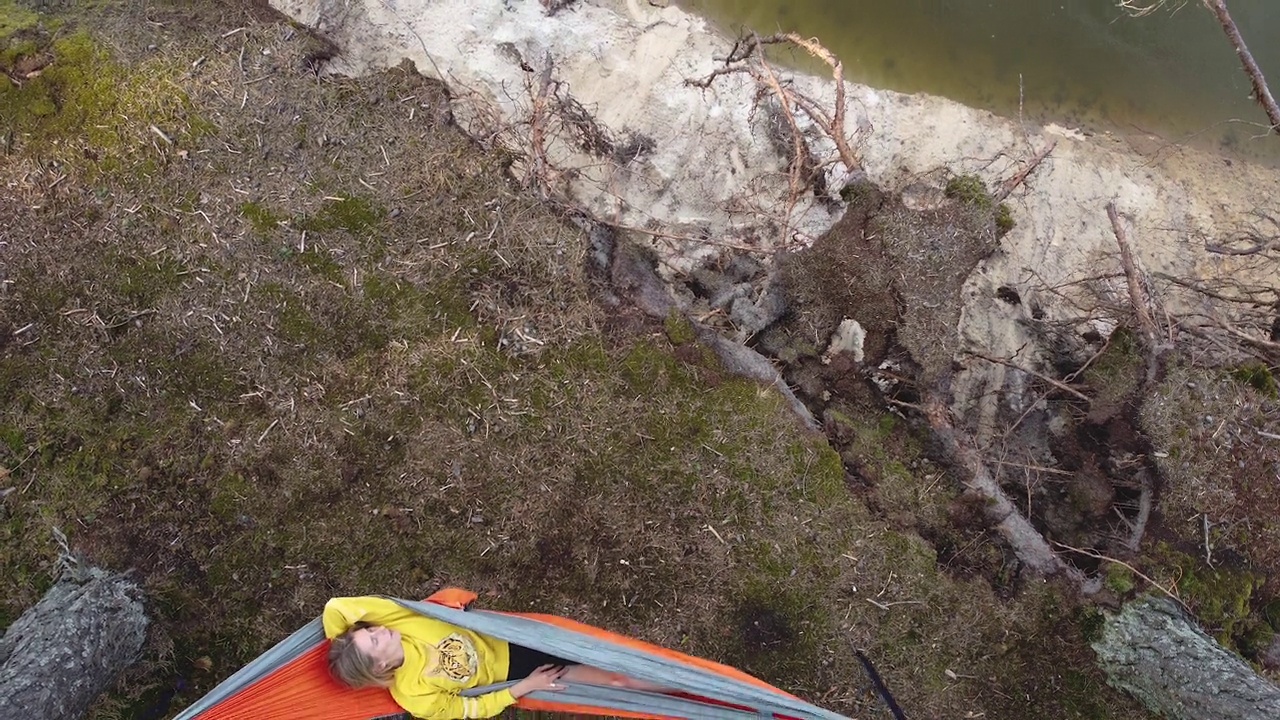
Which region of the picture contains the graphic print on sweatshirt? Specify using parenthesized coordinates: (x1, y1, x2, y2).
(423, 633, 480, 682)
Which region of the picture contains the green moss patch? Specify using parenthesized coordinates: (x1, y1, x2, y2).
(1229, 362, 1278, 398)
(0, 1, 38, 43)
(2, 26, 206, 162)
(945, 174, 992, 208)
(1148, 545, 1271, 653)
(296, 196, 386, 236)
(240, 201, 285, 236)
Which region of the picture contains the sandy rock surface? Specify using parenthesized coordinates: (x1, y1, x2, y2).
(269, 0, 1280, 430)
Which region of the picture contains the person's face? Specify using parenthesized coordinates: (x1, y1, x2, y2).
(352, 625, 402, 672)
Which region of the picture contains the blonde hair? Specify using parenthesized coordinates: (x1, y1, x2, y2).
(328, 623, 395, 688)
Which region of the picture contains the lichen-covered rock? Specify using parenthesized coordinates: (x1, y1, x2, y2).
(1093, 595, 1280, 720)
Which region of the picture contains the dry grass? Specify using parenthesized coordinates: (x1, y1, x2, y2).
(0, 2, 1157, 720)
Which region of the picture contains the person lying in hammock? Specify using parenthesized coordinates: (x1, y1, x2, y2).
(325, 596, 667, 720)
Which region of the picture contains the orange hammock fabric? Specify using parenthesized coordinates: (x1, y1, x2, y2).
(192, 641, 402, 720)
(180, 589, 825, 720)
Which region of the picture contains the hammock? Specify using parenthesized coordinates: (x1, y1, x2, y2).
(172, 588, 854, 720)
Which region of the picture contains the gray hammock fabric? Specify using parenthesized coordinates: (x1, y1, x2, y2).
(174, 595, 852, 720)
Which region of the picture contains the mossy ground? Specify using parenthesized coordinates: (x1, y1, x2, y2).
(0, 2, 1152, 720)
(1139, 361, 1280, 663)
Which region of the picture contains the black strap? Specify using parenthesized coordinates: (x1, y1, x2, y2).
(854, 649, 907, 720)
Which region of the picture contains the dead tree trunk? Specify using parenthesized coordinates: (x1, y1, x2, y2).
(1203, 0, 1280, 131)
(1093, 595, 1280, 720)
(0, 558, 149, 719)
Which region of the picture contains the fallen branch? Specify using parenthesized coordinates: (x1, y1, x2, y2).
(994, 140, 1057, 202)
(1106, 202, 1161, 345)
(1203, 0, 1280, 132)
(922, 394, 1079, 579)
(526, 53, 559, 201)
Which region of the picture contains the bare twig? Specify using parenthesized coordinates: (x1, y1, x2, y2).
(1210, 316, 1280, 356)
(865, 598, 926, 611)
(1052, 541, 1189, 612)
(967, 350, 1091, 402)
(1153, 272, 1278, 306)
(1203, 235, 1279, 256)
(1202, 514, 1213, 565)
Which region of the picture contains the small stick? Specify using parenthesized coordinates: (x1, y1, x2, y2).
(149, 125, 173, 145)
(854, 649, 907, 720)
(865, 599, 925, 610)
(1153, 272, 1277, 306)
(256, 419, 280, 445)
(991, 459, 1074, 477)
(705, 525, 728, 546)
(1018, 72, 1024, 130)
(1125, 474, 1152, 552)
(1202, 514, 1213, 565)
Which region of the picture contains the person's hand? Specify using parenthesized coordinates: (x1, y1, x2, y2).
(510, 665, 567, 698)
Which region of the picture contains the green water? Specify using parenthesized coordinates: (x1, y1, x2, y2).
(678, 0, 1280, 163)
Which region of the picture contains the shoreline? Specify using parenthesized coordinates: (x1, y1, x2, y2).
(272, 0, 1280, 427)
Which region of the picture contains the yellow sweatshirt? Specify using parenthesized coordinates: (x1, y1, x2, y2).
(323, 596, 516, 720)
